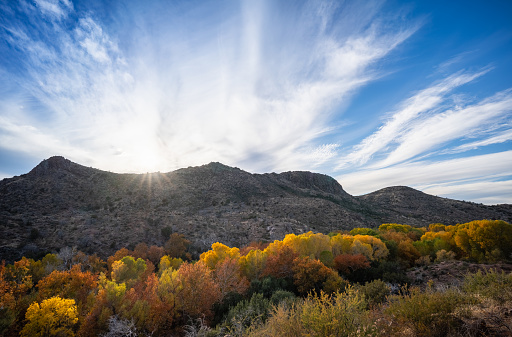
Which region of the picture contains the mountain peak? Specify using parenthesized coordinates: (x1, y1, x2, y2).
(28, 156, 91, 177)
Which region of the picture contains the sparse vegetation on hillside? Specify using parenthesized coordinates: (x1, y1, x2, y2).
(1, 157, 511, 264)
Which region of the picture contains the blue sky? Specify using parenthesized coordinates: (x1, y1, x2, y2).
(1, 0, 511, 204)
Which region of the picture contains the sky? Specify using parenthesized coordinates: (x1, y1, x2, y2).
(0, 0, 511, 205)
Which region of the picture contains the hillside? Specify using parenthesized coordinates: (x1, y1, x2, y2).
(0, 156, 511, 262)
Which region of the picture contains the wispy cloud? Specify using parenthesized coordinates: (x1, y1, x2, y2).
(420, 180, 512, 205)
(338, 150, 512, 202)
(0, 0, 419, 173)
(446, 127, 512, 153)
(336, 69, 491, 169)
(374, 88, 512, 168)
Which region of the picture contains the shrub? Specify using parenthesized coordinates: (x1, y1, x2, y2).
(250, 289, 375, 337)
(222, 293, 272, 335)
(384, 286, 474, 337)
(463, 269, 512, 304)
(357, 279, 390, 307)
(269, 290, 296, 306)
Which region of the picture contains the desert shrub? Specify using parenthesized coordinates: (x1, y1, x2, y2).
(269, 290, 296, 306)
(222, 293, 272, 335)
(249, 289, 375, 337)
(463, 269, 512, 304)
(435, 249, 456, 262)
(247, 276, 293, 298)
(384, 286, 474, 337)
(357, 279, 390, 307)
(211, 291, 245, 327)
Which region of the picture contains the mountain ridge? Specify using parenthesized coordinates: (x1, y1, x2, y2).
(1, 156, 510, 263)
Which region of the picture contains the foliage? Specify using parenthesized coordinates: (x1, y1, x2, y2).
(239, 249, 267, 280)
(213, 257, 249, 298)
(379, 223, 412, 233)
(2, 221, 511, 335)
(463, 269, 512, 304)
(282, 232, 331, 259)
(177, 262, 221, 321)
(291, 256, 332, 295)
(333, 253, 370, 276)
(200, 242, 240, 270)
(261, 246, 297, 280)
(247, 276, 292, 299)
(159, 255, 183, 273)
(453, 220, 512, 261)
(36, 265, 97, 316)
(111, 256, 147, 286)
(249, 289, 375, 337)
(21, 296, 78, 337)
(350, 227, 378, 236)
(356, 279, 390, 307)
(384, 286, 473, 337)
(222, 293, 272, 335)
(165, 233, 191, 259)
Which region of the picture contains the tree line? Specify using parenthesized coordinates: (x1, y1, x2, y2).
(1, 219, 512, 336)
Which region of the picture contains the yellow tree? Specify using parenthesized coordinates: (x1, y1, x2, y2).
(111, 256, 147, 287)
(282, 232, 331, 259)
(21, 296, 78, 337)
(239, 249, 267, 280)
(200, 242, 240, 270)
(330, 234, 354, 256)
(352, 235, 389, 261)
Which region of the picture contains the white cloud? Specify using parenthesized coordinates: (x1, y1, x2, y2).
(337, 69, 490, 169)
(0, 1, 420, 174)
(447, 128, 512, 153)
(338, 150, 512, 200)
(374, 89, 512, 167)
(33, 0, 72, 20)
(420, 180, 512, 205)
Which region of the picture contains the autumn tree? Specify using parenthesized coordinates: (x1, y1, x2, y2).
(122, 274, 173, 334)
(159, 255, 183, 273)
(261, 245, 298, 280)
(213, 257, 249, 298)
(107, 248, 131, 273)
(240, 241, 270, 256)
(453, 220, 512, 261)
(165, 233, 191, 259)
(333, 254, 370, 277)
(36, 265, 97, 315)
(292, 256, 333, 295)
(78, 274, 127, 336)
(147, 245, 165, 266)
(132, 243, 149, 260)
(1, 258, 35, 335)
(110, 256, 147, 286)
(177, 262, 221, 321)
(200, 242, 240, 270)
(282, 232, 331, 259)
(21, 296, 78, 337)
(239, 249, 267, 280)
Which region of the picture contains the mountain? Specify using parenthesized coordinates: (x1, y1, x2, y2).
(1, 156, 511, 262)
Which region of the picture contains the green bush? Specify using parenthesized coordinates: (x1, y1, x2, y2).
(222, 293, 272, 335)
(357, 279, 390, 307)
(269, 290, 296, 306)
(463, 269, 512, 304)
(248, 289, 375, 337)
(384, 286, 474, 337)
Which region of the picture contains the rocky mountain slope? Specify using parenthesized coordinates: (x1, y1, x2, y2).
(1, 156, 511, 262)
